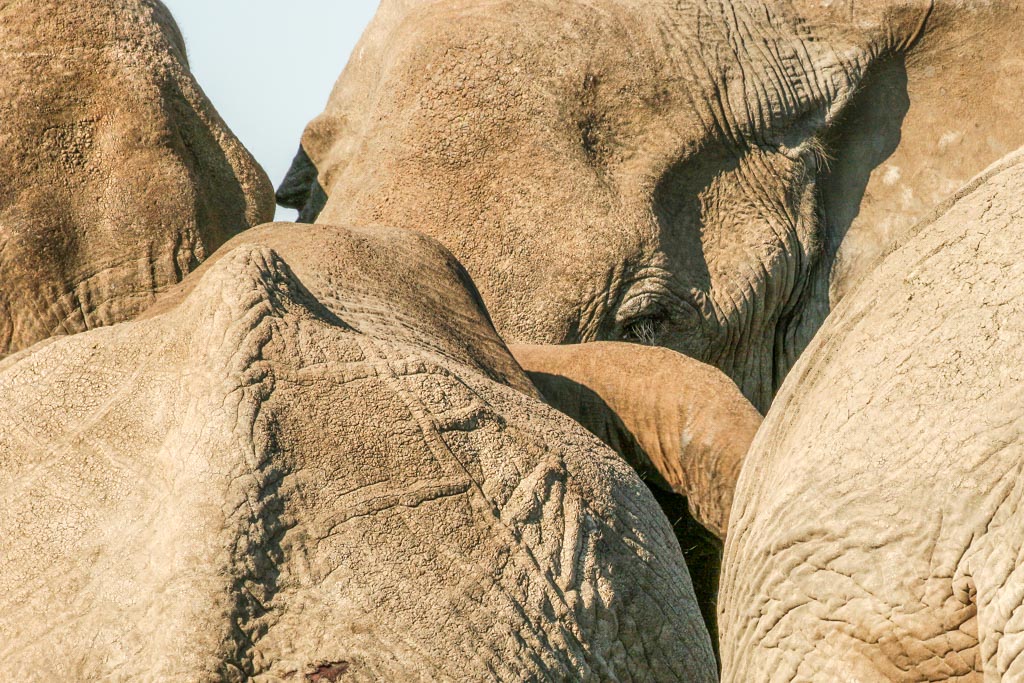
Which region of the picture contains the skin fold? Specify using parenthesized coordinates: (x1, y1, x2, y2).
(0, 222, 716, 681)
(719, 149, 1024, 681)
(511, 341, 762, 653)
(279, 0, 1024, 415)
(510, 342, 761, 540)
(0, 0, 274, 357)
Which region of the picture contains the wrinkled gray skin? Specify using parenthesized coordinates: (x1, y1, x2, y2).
(280, 0, 1024, 414)
(279, 2, 1024, 649)
(0, 222, 716, 681)
(720, 149, 1024, 680)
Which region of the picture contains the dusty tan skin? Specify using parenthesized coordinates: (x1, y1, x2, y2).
(512, 341, 761, 653)
(0, 222, 716, 681)
(511, 342, 761, 540)
(0, 0, 273, 357)
(719, 149, 1024, 681)
(280, 0, 1024, 413)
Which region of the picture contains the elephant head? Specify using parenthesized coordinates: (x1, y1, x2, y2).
(0, 221, 717, 680)
(279, 0, 1024, 413)
(719, 148, 1024, 680)
(0, 0, 274, 357)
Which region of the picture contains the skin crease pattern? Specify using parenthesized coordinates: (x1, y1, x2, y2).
(0, 0, 274, 357)
(0, 222, 717, 680)
(720, 148, 1024, 681)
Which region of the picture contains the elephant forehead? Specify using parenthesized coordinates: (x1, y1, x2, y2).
(0, 0, 192, 258)
(0, 0, 187, 134)
(312, 1, 703, 206)
(313, 0, 838, 191)
(341, 2, 707, 179)
(0, 0, 273, 358)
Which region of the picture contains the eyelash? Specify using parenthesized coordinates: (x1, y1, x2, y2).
(801, 137, 832, 174)
(622, 316, 662, 345)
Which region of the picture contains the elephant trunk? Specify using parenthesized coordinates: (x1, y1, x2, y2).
(509, 342, 762, 538)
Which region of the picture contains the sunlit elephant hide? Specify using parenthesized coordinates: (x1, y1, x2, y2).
(0, 222, 717, 681)
(0, 0, 274, 357)
(720, 148, 1024, 681)
(280, 0, 1024, 413)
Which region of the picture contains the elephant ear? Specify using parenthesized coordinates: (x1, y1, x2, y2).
(801, 1, 1024, 305)
(277, 0, 445, 222)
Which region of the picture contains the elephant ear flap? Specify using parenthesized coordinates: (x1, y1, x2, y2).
(795, 0, 1024, 305)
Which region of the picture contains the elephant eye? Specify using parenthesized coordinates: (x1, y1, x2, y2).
(621, 314, 665, 345)
(615, 286, 671, 345)
(782, 136, 832, 175)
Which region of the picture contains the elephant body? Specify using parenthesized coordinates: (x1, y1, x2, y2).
(0, 222, 716, 681)
(280, 0, 1024, 413)
(0, 0, 273, 357)
(719, 149, 1024, 680)
(276, 0, 1024, 646)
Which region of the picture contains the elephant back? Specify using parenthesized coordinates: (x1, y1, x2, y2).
(0, 222, 717, 681)
(720, 148, 1024, 680)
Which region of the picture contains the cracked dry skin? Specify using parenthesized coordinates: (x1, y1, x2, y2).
(0, 0, 274, 357)
(0, 223, 716, 682)
(511, 341, 762, 656)
(719, 149, 1024, 681)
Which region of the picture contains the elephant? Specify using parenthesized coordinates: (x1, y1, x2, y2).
(0, 221, 717, 681)
(512, 341, 762, 651)
(0, 0, 274, 357)
(511, 342, 761, 541)
(718, 148, 1024, 680)
(278, 0, 1024, 416)
(276, 0, 1024, 642)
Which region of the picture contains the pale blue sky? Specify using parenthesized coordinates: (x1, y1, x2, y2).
(161, 1, 380, 220)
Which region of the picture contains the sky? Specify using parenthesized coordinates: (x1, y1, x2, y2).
(161, 0, 381, 221)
